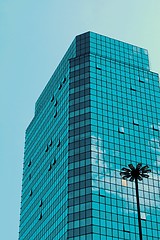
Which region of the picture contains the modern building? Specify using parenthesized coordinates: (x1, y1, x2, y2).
(19, 32, 160, 240)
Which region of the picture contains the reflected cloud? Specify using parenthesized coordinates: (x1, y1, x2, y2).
(149, 138, 160, 153)
(91, 136, 160, 212)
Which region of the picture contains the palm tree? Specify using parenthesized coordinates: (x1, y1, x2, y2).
(120, 163, 151, 240)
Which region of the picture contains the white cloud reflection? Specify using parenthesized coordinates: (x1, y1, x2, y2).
(91, 136, 160, 211)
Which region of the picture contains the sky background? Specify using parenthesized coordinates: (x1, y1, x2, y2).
(1, 1, 160, 239)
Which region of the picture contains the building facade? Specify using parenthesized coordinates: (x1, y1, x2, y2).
(19, 32, 160, 240)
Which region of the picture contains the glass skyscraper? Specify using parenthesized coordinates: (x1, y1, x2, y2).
(19, 32, 160, 240)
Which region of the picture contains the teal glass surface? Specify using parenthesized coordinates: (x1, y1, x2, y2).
(19, 32, 160, 239)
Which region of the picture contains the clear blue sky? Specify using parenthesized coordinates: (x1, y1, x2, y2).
(1, 1, 160, 239)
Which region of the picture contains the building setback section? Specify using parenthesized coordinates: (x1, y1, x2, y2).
(19, 32, 160, 240)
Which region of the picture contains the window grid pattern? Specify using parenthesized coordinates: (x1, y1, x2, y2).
(19, 32, 160, 240)
(89, 38, 160, 239)
(68, 32, 160, 239)
(19, 40, 76, 240)
(68, 53, 92, 239)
